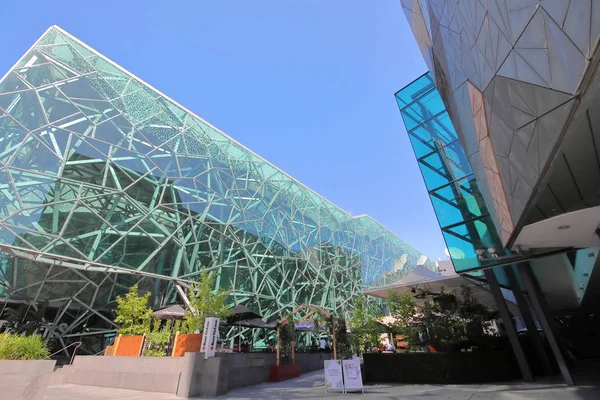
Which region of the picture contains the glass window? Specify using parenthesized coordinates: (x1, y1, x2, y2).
(400, 89, 446, 131)
(417, 141, 473, 191)
(441, 216, 499, 273)
(395, 74, 436, 108)
(430, 175, 487, 228)
(408, 112, 459, 158)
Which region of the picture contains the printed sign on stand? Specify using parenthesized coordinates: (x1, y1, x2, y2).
(342, 359, 364, 393)
(200, 317, 220, 359)
(324, 360, 344, 393)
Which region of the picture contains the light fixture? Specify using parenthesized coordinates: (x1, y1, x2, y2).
(558, 225, 570, 230)
(475, 249, 486, 260)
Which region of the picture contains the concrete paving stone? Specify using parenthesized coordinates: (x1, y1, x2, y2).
(44, 371, 600, 400)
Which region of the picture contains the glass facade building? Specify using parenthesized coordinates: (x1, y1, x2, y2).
(0, 26, 434, 352)
(401, 1, 600, 247)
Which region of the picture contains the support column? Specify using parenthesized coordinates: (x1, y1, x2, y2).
(483, 268, 533, 381)
(518, 263, 574, 386)
(504, 265, 553, 376)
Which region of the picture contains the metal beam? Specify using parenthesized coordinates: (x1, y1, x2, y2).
(518, 263, 574, 386)
(504, 265, 552, 376)
(483, 268, 533, 381)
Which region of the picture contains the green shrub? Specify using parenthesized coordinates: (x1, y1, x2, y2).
(0, 333, 50, 360)
(144, 348, 167, 357)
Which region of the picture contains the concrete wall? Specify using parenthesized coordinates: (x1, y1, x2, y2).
(295, 352, 332, 373)
(66, 355, 186, 394)
(58, 352, 331, 397)
(216, 352, 331, 388)
(0, 360, 56, 400)
(177, 352, 229, 398)
(217, 352, 276, 389)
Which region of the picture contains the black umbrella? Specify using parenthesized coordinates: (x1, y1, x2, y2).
(152, 304, 186, 320)
(228, 305, 262, 323)
(227, 305, 263, 352)
(238, 318, 276, 329)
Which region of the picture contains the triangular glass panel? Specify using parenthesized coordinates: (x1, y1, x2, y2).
(87, 56, 130, 95)
(52, 112, 94, 136)
(84, 72, 120, 102)
(9, 170, 57, 208)
(10, 135, 62, 176)
(17, 62, 73, 88)
(137, 114, 179, 149)
(38, 86, 81, 124)
(37, 43, 94, 75)
(0, 115, 30, 164)
(0, 89, 48, 131)
(94, 115, 131, 146)
(70, 98, 115, 123)
(148, 150, 180, 178)
(31, 127, 71, 159)
(59, 73, 107, 101)
(0, 71, 32, 94)
(59, 32, 95, 59)
(121, 88, 161, 126)
(37, 27, 69, 47)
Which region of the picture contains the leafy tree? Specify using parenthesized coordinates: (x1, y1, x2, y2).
(114, 284, 152, 336)
(144, 319, 173, 357)
(416, 287, 498, 350)
(348, 294, 383, 353)
(387, 292, 420, 348)
(278, 313, 296, 365)
(333, 317, 352, 359)
(185, 268, 232, 333)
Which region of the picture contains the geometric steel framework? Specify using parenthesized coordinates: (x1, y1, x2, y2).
(0, 26, 435, 353)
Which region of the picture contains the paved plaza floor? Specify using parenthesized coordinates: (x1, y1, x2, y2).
(44, 370, 600, 399)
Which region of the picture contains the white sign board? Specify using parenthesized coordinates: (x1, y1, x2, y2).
(324, 360, 344, 392)
(200, 317, 220, 359)
(342, 359, 364, 393)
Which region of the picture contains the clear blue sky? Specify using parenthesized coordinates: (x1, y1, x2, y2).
(0, 0, 447, 261)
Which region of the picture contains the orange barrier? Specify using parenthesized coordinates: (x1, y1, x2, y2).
(113, 334, 145, 356)
(104, 344, 116, 356)
(171, 332, 202, 357)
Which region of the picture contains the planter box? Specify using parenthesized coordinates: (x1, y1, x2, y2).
(0, 359, 56, 400)
(364, 351, 519, 384)
(171, 333, 202, 357)
(269, 364, 301, 382)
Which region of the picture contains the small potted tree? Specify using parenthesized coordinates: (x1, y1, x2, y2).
(111, 284, 152, 356)
(270, 313, 301, 381)
(0, 332, 55, 400)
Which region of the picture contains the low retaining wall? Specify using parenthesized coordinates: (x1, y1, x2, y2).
(0, 360, 56, 400)
(217, 352, 276, 389)
(296, 352, 333, 373)
(58, 352, 333, 397)
(67, 355, 186, 393)
(364, 351, 520, 384)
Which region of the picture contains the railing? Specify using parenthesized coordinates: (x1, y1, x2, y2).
(49, 342, 82, 365)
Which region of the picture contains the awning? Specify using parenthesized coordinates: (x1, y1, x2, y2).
(363, 266, 520, 315)
(238, 318, 276, 329)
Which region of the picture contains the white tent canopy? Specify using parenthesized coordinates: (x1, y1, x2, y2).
(363, 266, 520, 315)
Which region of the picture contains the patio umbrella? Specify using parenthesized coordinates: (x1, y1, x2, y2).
(238, 318, 276, 329)
(227, 305, 263, 351)
(152, 304, 186, 320)
(228, 305, 262, 322)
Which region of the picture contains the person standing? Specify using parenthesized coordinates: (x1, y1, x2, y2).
(319, 337, 326, 352)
